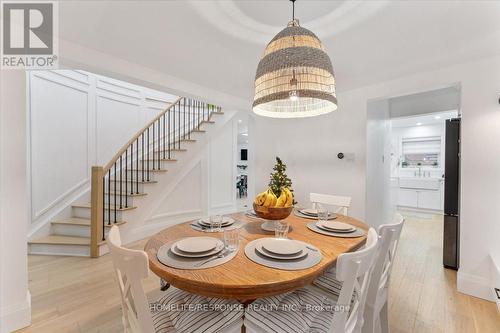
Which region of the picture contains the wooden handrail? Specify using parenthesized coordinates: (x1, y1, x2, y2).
(103, 96, 184, 173)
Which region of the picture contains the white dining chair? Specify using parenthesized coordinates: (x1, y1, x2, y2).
(362, 214, 404, 333)
(310, 193, 352, 216)
(244, 228, 379, 333)
(311, 214, 404, 333)
(107, 226, 244, 333)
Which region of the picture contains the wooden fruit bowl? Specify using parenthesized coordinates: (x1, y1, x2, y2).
(253, 203, 293, 220)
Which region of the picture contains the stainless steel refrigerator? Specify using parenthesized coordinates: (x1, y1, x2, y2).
(443, 118, 460, 269)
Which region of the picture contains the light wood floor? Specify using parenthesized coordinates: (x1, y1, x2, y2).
(17, 214, 500, 332)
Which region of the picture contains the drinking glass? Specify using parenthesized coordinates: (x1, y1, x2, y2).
(274, 220, 289, 239)
(223, 228, 240, 251)
(210, 215, 223, 232)
(317, 205, 329, 224)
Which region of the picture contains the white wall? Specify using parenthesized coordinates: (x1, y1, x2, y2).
(255, 54, 500, 301)
(0, 72, 31, 332)
(253, 92, 367, 219)
(28, 70, 177, 233)
(114, 113, 239, 245)
(366, 99, 393, 228)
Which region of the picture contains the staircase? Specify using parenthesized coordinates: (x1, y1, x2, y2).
(28, 97, 223, 257)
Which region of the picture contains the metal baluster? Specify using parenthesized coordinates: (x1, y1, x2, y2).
(190, 99, 193, 135)
(114, 163, 117, 223)
(125, 149, 128, 208)
(141, 133, 145, 182)
(178, 101, 181, 149)
(175, 102, 179, 150)
(198, 101, 201, 130)
(168, 105, 171, 160)
(163, 114, 166, 160)
(147, 128, 150, 181)
(152, 120, 155, 170)
(136, 138, 139, 194)
(119, 156, 123, 210)
(187, 99, 191, 140)
(183, 99, 186, 140)
(157, 117, 160, 170)
(102, 179, 105, 240)
(108, 171, 111, 225)
(172, 103, 176, 153)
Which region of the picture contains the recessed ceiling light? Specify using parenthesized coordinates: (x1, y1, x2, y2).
(238, 119, 242, 123)
(434, 116, 441, 119)
(242, 133, 248, 136)
(416, 122, 422, 126)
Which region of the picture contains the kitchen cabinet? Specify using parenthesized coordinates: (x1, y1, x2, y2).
(398, 189, 418, 207)
(397, 178, 443, 211)
(418, 190, 441, 210)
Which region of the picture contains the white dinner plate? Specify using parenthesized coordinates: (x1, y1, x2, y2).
(174, 237, 222, 253)
(316, 223, 356, 233)
(318, 221, 355, 231)
(260, 238, 306, 256)
(255, 242, 308, 260)
(170, 242, 224, 258)
(198, 217, 235, 227)
(300, 208, 318, 216)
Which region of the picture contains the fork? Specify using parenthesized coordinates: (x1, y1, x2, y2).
(194, 249, 232, 267)
(190, 222, 208, 231)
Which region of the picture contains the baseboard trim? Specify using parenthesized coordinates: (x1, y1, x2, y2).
(0, 291, 31, 333)
(457, 271, 495, 302)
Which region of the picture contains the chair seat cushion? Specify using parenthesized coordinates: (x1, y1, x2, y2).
(245, 288, 345, 333)
(313, 266, 342, 296)
(151, 287, 243, 333)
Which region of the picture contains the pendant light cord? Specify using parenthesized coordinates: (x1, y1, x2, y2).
(291, 0, 296, 21)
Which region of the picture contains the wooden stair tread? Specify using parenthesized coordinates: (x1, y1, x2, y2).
(141, 158, 177, 162)
(127, 169, 167, 173)
(73, 203, 137, 211)
(51, 217, 126, 227)
(201, 120, 215, 124)
(181, 139, 196, 142)
(104, 191, 147, 197)
(29, 235, 90, 246)
(108, 179, 158, 184)
(211, 111, 224, 115)
(191, 129, 206, 133)
(155, 149, 187, 153)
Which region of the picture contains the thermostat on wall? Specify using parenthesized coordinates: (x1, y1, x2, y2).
(337, 152, 355, 161)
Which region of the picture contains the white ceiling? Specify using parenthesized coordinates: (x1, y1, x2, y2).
(391, 110, 459, 128)
(59, 1, 500, 104)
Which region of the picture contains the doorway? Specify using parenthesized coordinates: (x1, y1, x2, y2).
(366, 85, 461, 269)
(236, 115, 250, 210)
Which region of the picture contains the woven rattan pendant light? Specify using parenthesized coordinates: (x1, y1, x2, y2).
(252, 0, 337, 118)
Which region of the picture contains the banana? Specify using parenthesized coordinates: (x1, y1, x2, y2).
(269, 191, 278, 207)
(283, 188, 294, 207)
(275, 190, 287, 207)
(254, 191, 268, 206)
(262, 189, 274, 207)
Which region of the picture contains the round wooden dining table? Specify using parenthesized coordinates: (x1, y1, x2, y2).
(145, 212, 368, 301)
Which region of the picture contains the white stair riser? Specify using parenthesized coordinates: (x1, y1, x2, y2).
(121, 171, 158, 181)
(72, 206, 124, 222)
(109, 182, 146, 192)
(29, 243, 90, 257)
(104, 195, 137, 206)
(52, 223, 110, 238)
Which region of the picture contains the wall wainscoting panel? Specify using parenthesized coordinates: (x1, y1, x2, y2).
(209, 119, 237, 212)
(28, 70, 178, 228)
